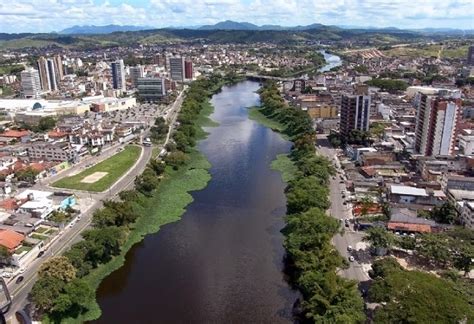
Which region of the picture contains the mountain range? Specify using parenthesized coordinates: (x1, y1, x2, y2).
(59, 24, 153, 34)
(57, 21, 473, 35)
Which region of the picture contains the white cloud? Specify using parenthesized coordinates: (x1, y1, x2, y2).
(0, 0, 472, 33)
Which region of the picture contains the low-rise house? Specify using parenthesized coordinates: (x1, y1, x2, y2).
(441, 174, 474, 191)
(0, 229, 25, 253)
(387, 208, 437, 233)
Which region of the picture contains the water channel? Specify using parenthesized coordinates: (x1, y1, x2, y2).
(94, 51, 341, 323)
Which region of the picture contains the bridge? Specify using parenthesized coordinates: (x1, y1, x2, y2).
(245, 73, 297, 82)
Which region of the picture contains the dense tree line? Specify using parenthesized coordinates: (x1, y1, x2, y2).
(365, 78, 408, 92)
(30, 76, 227, 321)
(258, 82, 366, 322)
(368, 258, 474, 323)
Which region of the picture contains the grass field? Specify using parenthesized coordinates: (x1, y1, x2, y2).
(52, 145, 141, 192)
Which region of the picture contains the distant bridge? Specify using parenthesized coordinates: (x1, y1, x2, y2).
(245, 73, 297, 82)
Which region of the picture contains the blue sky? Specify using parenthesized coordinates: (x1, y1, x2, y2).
(0, 0, 473, 33)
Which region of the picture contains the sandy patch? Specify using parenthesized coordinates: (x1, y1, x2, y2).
(81, 172, 108, 183)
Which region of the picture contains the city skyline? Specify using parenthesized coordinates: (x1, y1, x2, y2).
(1, 0, 473, 34)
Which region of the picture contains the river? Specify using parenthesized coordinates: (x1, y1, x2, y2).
(319, 50, 342, 72)
(93, 50, 342, 322)
(94, 81, 298, 323)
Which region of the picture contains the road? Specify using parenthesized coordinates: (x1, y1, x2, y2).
(316, 134, 370, 283)
(4, 88, 186, 320)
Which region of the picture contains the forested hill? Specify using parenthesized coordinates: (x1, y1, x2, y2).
(0, 26, 468, 50)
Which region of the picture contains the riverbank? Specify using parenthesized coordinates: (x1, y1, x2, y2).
(247, 106, 289, 138)
(252, 82, 366, 322)
(74, 150, 212, 322)
(33, 78, 226, 323)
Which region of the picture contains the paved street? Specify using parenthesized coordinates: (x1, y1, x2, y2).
(4, 88, 186, 320)
(316, 134, 370, 283)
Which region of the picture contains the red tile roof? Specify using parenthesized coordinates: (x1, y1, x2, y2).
(1, 130, 30, 138)
(47, 130, 68, 138)
(0, 229, 24, 251)
(388, 222, 432, 233)
(0, 199, 17, 210)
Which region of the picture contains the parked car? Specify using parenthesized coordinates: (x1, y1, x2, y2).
(347, 245, 353, 252)
(18, 267, 26, 274)
(16, 276, 24, 284)
(37, 251, 45, 258)
(349, 256, 355, 262)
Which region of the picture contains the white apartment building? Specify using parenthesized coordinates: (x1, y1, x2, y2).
(20, 68, 41, 99)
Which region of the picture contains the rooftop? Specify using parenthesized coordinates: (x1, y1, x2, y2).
(390, 185, 428, 197)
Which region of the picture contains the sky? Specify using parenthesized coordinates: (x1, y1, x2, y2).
(0, 0, 473, 33)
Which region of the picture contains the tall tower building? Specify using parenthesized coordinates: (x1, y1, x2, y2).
(130, 65, 145, 89)
(339, 84, 371, 137)
(169, 57, 185, 82)
(184, 60, 193, 80)
(47, 59, 58, 91)
(36, 56, 50, 91)
(468, 45, 474, 66)
(20, 68, 41, 99)
(414, 89, 462, 156)
(53, 55, 64, 81)
(111, 59, 126, 91)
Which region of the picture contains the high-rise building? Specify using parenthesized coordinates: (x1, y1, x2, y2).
(20, 68, 41, 99)
(130, 65, 145, 88)
(184, 60, 193, 80)
(137, 78, 166, 102)
(111, 59, 126, 91)
(414, 89, 462, 156)
(53, 55, 64, 81)
(169, 57, 185, 81)
(36, 57, 50, 91)
(37, 56, 59, 91)
(47, 59, 57, 91)
(468, 46, 474, 66)
(339, 84, 370, 137)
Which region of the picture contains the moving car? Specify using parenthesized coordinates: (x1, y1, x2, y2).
(16, 276, 24, 284)
(348, 256, 355, 262)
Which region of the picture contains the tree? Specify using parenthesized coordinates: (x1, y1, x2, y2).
(369, 122, 386, 139)
(48, 210, 69, 224)
(164, 151, 190, 169)
(369, 258, 474, 323)
(92, 207, 117, 228)
(31, 276, 66, 312)
(64, 242, 93, 278)
(37, 116, 57, 132)
(0, 246, 12, 264)
(427, 202, 458, 224)
(82, 226, 127, 264)
(416, 233, 452, 267)
(62, 278, 94, 312)
(38, 256, 76, 282)
(286, 176, 330, 214)
(149, 159, 165, 176)
(15, 167, 40, 183)
(363, 227, 394, 255)
(135, 167, 160, 195)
